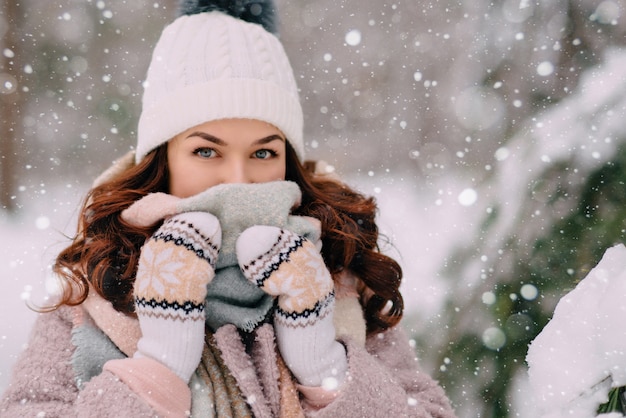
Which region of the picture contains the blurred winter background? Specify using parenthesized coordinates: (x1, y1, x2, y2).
(1, 0, 626, 416)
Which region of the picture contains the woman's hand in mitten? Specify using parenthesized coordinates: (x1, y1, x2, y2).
(236, 226, 347, 388)
(134, 211, 221, 383)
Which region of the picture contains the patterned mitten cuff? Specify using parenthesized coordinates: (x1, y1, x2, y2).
(134, 212, 221, 383)
(236, 226, 348, 387)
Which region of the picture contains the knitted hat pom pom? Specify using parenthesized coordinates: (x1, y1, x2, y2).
(177, 0, 278, 34)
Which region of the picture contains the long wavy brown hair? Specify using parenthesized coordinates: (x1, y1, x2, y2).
(52, 141, 404, 334)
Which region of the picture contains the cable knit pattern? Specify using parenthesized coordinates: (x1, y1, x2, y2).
(136, 12, 304, 163)
(214, 16, 231, 78)
(251, 23, 274, 81)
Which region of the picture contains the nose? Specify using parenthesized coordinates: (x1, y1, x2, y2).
(221, 159, 251, 184)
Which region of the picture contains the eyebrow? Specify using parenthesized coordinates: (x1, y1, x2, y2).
(186, 131, 285, 145)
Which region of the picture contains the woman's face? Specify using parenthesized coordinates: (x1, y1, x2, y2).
(167, 118, 287, 198)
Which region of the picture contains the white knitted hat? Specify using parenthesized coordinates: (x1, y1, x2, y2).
(135, 9, 304, 163)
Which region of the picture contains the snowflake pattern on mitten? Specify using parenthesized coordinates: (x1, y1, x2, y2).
(236, 225, 347, 387)
(238, 227, 334, 328)
(134, 212, 221, 382)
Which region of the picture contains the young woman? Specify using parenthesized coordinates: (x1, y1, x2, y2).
(0, 1, 456, 417)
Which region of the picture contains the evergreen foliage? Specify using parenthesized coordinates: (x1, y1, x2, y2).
(434, 143, 626, 416)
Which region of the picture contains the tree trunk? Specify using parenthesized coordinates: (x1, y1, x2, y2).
(0, 1, 21, 213)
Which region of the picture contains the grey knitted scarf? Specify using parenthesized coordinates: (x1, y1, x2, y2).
(171, 181, 320, 332)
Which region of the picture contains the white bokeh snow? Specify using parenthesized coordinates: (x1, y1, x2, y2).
(0, 185, 82, 392)
(1, 3, 625, 410)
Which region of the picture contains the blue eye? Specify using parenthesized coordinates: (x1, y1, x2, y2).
(194, 148, 216, 158)
(254, 149, 276, 159)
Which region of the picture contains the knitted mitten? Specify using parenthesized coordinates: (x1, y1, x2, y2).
(236, 225, 347, 388)
(134, 211, 221, 383)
